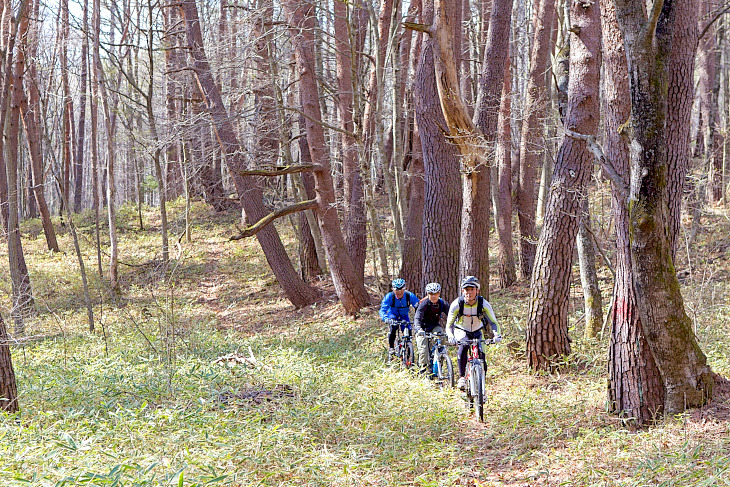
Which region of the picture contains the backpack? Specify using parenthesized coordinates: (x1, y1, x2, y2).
(457, 295, 484, 318)
(391, 291, 415, 308)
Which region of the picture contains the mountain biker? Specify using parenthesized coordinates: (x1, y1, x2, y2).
(379, 278, 420, 355)
(414, 282, 450, 374)
(445, 276, 501, 389)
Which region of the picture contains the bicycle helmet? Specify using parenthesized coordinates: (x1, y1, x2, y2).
(461, 275, 480, 290)
(391, 278, 406, 290)
(425, 282, 441, 294)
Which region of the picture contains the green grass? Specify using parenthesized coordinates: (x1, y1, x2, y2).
(1, 201, 730, 486)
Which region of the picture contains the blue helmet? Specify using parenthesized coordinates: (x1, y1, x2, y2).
(391, 278, 406, 290)
(425, 282, 441, 294)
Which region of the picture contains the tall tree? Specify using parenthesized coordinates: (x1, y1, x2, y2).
(334, 0, 366, 280)
(515, 0, 556, 279)
(179, 0, 320, 308)
(612, 0, 713, 416)
(281, 0, 370, 312)
(74, 0, 89, 212)
(414, 0, 462, 300)
(17, 0, 59, 253)
(525, 0, 601, 370)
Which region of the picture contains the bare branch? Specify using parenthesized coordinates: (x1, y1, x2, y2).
(230, 200, 319, 240)
(230, 164, 315, 177)
(564, 128, 629, 198)
(402, 21, 432, 34)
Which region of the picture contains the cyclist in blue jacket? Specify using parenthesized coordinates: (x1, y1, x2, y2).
(380, 278, 420, 355)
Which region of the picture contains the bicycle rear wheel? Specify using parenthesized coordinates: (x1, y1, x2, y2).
(402, 342, 415, 368)
(437, 352, 454, 388)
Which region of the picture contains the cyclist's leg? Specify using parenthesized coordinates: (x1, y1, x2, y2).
(388, 323, 398, 350)
(475, 329, 485, 361)
(416, 330, 429, 369)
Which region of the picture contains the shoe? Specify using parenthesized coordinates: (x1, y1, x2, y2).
(457, 377, 466, 390)
(389, 348, 395, 356)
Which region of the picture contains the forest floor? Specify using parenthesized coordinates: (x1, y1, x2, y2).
(1, 199, 730, 486)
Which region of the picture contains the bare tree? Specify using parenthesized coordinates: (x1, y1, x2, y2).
(281, 0, 370, 313)
(178, 0, 320, 308)
(0, 313, 18, 413)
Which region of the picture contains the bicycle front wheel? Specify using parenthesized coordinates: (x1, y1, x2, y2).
(437, 352, 455, 388)
(402, 342, 415, 369)
(472, 365, 485, 422)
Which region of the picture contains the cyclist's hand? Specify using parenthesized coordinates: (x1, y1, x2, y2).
(448, 336, 457, 345)
(492, 334, 502, 344)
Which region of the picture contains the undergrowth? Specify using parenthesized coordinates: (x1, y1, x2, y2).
(0, 200, 729, 486)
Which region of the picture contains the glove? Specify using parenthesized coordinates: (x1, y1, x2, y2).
(448, 335, 457, 345)
(492, 334, 502, 344)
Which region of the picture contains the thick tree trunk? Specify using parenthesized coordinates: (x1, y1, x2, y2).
(281, 0, 370, 312)
(614, 0, 713, 416)
(180, 0, 320, 308)
(61, 0, 74, 216)
(516, 0, 556, 279)
(666, 0, 699, 259)
(399, 127, 424, 288)
(0, 313, 18, 412)
(414, 0, 462, 300)
(526, 0, 600, 371)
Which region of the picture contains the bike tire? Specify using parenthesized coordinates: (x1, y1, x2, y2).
(437, 352, 455, 388)
(402, 342, 415, 369)
(473, 365, 485, 422)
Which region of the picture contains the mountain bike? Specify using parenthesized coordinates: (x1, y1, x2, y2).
(425, 332, 454, 388)
(385, 320, 415, 369)
(458, 337, 496, 422)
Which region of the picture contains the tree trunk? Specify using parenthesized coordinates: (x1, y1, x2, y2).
(334, 0, 367, 280)
(0, 313, 18, 412)
(281, 0, 370, 312)
(516, 0, 556, 279)
(526, 0, 600, 371)
(18, 0, 59, 252)
(179, 0, 320, 309)
(60, 0, 74, 217)
(296, 118, 324, 280)
(577, 196, 603, 339)
(697, 1, 721, 205)
(93, 0, 120, 296)
(415, 0, 462, 300)
(495, 56, 516, 289)
(666, 0, 699, 259)
(614, 0, 713, 416)
(74, 0, 89, 212)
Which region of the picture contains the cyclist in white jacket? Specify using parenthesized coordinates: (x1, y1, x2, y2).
(445, 276, 501, 389)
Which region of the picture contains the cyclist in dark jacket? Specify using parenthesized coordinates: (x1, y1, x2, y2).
(379, 278, 420, 355)
(414, 282, 450, 373)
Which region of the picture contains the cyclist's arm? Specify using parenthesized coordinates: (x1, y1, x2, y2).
(413, 299, 427, 333)
(483, 300, 501, 335)
(379, 293, 393, 322)
(409, 292, 420, 309)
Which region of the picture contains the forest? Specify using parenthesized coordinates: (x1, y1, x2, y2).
(1, 0, 730, 484)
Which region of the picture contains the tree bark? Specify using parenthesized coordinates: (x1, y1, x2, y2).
(179, 0, 320, 308)
(516, 0, 556, 279)
(0, 313, 18, 412)
(281, 0, 370, 312)
(613, 0, 713, 416)
(526, 0, 600, 371)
